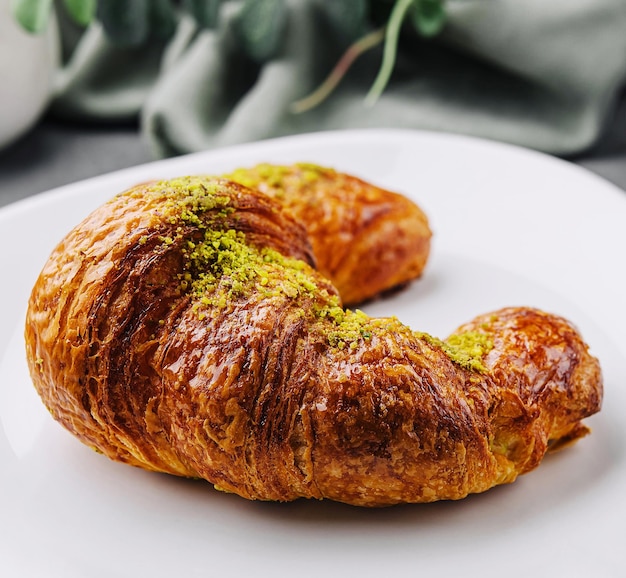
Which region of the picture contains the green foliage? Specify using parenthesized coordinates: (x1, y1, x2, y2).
(96, 0, 149, 46)
(182, 0, 222, 29)
(411, 0, 446, 37)
(10, 0, 448, 106)
(323, 0, 369, 40)
(293, 0, 447, 111)
(235, 0, 288, 62)
(11, 0, 52, 34)
(150, 0, 178, 40)
(12, 0, 447, 50)
(62, 0, 96, 27)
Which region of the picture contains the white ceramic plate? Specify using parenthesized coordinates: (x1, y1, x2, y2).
(1, 129, 625, 578)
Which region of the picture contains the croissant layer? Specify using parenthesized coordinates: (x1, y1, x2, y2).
(224, 163, 432, 304)
(25, 175, 602, 507)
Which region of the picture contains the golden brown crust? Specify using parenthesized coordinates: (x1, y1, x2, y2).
(225, 164, 432, 304)
(25, 175, 602, 507)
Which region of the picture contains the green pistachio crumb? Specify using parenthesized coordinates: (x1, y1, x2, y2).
(416, 330, 493, 372)
(223, 163, 330, 198)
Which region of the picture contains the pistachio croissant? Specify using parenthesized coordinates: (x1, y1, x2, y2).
(25, 175, 602, 507)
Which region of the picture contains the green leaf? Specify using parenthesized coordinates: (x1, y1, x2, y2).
(150, 0, 178, 40)
(235, 0, 287, 62)
(323, 0, 369, 40)
(411, 0, 446, 38)
(182, 0, 222, 29)
(96, 0, 149, 46)
(11, 0, 52, 34)
(62, 0, 96, 27)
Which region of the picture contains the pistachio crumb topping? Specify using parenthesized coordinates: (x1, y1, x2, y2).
(223, 163, 330, 197)
(417, 330, 494, 372)
(179, 225, 380, 349)
(183, 228, 322, 308)
(323, 308, 374, 348)
(132, 176, 234, 227)
(136, 174, 457, 356)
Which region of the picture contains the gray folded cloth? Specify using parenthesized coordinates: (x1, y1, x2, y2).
(50, 0, 626, 158)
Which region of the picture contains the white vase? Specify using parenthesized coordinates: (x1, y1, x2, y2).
(0, 3, 59, 150)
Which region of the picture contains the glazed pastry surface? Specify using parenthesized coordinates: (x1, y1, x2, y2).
(25, 175, 602, 507)
(224, 163, 431, 304)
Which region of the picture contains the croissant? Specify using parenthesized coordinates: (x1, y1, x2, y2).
(25, 173, 602, 507)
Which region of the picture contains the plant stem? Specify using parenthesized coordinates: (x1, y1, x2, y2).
(291, 27, 386, 114)
(365, 0, 414, 107)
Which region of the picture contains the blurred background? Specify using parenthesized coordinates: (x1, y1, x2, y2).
(2, 0, 626, 207)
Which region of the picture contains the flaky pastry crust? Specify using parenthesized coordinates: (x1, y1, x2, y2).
(224, 163, 432, 304)
(25, 173, 602, 507)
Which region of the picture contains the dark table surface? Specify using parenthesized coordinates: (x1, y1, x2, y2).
(2, 116, 626, 209)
